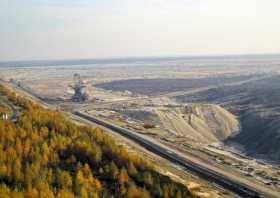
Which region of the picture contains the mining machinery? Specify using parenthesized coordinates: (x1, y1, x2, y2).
(70, 73, 88, 102)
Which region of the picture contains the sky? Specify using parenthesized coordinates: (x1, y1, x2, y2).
(0, 0, 280, 61)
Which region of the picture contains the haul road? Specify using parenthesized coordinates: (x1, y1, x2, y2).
(74, 111, 264, 198)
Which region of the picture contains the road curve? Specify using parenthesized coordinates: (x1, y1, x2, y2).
(74, 111, 264, 198)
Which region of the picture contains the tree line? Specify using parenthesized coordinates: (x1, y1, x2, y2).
(0, 84, 196, 198)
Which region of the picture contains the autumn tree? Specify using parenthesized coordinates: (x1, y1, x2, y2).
(118, 167, 129, 185)
(58, 170, 72, 190)
(0, 85, 193, 198)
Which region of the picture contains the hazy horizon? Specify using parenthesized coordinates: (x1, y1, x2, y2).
(1, 0, 280, 61)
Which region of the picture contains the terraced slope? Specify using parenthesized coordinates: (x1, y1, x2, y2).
(176, 75, 280, 162)
(156, 104, 240, 144)
(95, 76, 252, 96)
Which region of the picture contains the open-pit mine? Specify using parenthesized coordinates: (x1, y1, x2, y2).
(1, 55, 280, 197)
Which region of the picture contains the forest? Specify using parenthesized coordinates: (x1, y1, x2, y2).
(0, 84, 195, 198)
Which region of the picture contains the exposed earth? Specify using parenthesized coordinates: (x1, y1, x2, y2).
(1, 55, 280, 194)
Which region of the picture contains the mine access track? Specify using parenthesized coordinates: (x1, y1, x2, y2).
(74, 111, 264, 198)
